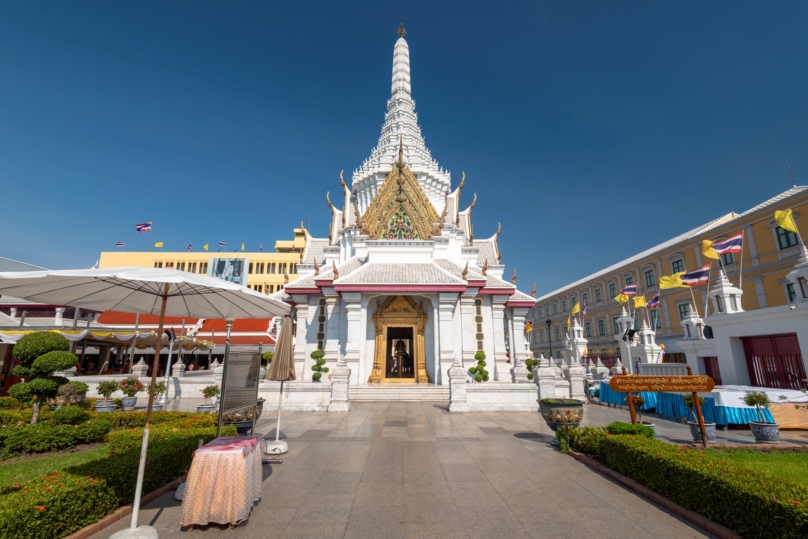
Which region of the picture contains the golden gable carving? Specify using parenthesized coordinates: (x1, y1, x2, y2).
(360, 157, 440, 241)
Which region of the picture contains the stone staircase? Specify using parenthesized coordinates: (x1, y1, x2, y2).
(350, 384, 450, 402)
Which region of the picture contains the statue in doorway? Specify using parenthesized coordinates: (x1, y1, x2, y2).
(394, 339, 408, 376)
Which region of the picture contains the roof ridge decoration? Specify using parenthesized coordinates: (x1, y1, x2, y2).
(481, 259, 488, 276)
(359, 144, 440, 240)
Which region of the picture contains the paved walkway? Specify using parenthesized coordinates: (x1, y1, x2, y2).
(92, 401, 728, 539)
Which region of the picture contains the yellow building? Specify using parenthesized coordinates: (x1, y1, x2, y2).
(98, 227, 309, 295)
(532, 186, 808, 360)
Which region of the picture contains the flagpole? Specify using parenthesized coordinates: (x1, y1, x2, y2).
(148, 219, 153, 252)
(689, 285, 699, 318)
(703, 261, 712, 318)
(738, 229, 745, 294)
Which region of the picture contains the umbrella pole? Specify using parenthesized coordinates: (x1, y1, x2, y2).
(276, 380, 283, 442)
(129, 283, 169, 531)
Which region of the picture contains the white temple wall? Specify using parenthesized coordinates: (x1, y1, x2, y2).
(301, 295, 320, 382)
(480, 296, 498, 382)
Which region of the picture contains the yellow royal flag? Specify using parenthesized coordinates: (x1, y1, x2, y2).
(775, 209, 799, 234)
(154, 242, 164, 248)
(241, 243, 245, 251)
(701, 240, 720, 260)
(524, 320, 533, 334)
(633, 295, 646, 308)
(659, 272, 685, 289)
(203, 243, 209, 251)
(571, 303, 580, 316)
(614, 293, 629, 304)
(566, 314, 570, 331)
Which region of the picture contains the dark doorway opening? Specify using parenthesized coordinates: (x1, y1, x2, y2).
(386, 327, 414, 379)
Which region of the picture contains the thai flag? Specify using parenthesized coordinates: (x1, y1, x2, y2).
(713, 233, 743, 254)
(682, 264, 710, 286)
(218, 241, 226, 248)
(135, 221, 152, 234)
(187, 244, 192, 251)
(259, 243, 263, 252)
(621, 284, 637, 297)
(647, 292, 660, 309)
(115, 242, 125, 248)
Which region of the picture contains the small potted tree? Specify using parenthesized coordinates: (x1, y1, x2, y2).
(119, 377, 145, 411)
(629, 394, 656, 433)
(96, 380, 119, 412)
(744, 391, 779, 444)
(7, 331, 77, 424)
(199, 384, 219, 413)
(683, 394, 717, 443)
(148, 381, 168, 411)
(468, 351, 489, 382)
(310, 350, 328, 382)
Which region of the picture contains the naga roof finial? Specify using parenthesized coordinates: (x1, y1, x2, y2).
(495, 222, 501, 236)
(461, 261, 469, 280)
(458, 171, 465, 189)
(313, 260, 320, 276)
(481, 259, 488, 276)
(511, 269, 517, 285)
(283, 271, 289, 284)
(469, 192, 477, 209)
(397, 22, 407, 38)
(326, 191, 334, 210)
(531, 283, 537, 298)
(339, 170, 346, 188)
(332, 260, 340, 279)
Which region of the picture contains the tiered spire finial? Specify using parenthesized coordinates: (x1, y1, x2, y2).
(397, 22, 407, 38)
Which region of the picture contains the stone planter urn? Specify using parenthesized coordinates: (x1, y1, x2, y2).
(197, 405, 216, 414)
(687, 421, 717, 443)
(749, 421, 780, 444)
(256, 399, 265, 420)
(539, 398, 584, 431)
(121, 397, 138, 411)
(95, 402, 116, 413)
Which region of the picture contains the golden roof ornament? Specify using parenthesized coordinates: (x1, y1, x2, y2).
(397, 22, 407, 38)
(283, 271, 289, 284)
(339, 170, 346, 188)
(497, 246, 503, 263)
(481, 259, 488, 276)
(455, 172, 465, 226)
(313, 260, 320, 276)
(495, 222, 501, 236)
(461, 261, 469, 280)
(511, 269, 517, 285)
(326, 191, 334, 210)
(469, 193, 477, 209)
(332, 260, 340, 279)
(531, 283, 537, 298)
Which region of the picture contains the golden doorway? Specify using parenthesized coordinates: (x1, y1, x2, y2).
(369, 296, 431, 384)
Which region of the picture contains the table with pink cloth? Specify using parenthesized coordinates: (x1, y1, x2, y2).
(180, 435, 262, 527)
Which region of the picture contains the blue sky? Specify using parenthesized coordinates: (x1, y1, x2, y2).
(2, 1, 806, 294)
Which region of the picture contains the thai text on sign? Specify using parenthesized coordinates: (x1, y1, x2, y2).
(609, 375, 715, 393)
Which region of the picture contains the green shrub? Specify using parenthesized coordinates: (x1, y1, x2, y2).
(0, 408, 52, 427)
(555, 425, 581, 454)
(469, 351, 489, 382)
(96, 381, 119, 406)
(0, 471, 118, 539)
(604, 421, 654, 438)
(8, 332, 76, 425)
(601, 435, 808, 538)
(0, 399, 24, 410)
(50, 406, 90, 426)
(104, 410, 218, 431)
(575, 426, 608, 459)
(0, 419, 111, 458)
(67, 381, 89, 393)
(69, 424, 236, 504)
(262, 351, 273, 366)
(310, 350, 328, 381)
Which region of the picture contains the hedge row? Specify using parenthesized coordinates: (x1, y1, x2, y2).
(595, 435, 808, 539)
(104, 411, 218, 431)
(0, 420, 111, 459)
(0, 423, 236, 539)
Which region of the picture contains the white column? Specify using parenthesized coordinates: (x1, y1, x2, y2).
(342, 293, 362, 384)
(491, 296, 509, 381)
(442, 293, 467, 412)
(291, 296, 310, 381)
(459, 292, 478, 372)
(510, 307, 531, 383)
(323, 294, 341, 365)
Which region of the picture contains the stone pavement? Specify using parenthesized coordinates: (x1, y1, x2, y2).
(91, 401, 732, 539)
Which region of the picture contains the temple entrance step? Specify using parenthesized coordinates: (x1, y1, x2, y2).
(351, 385, 449, 402)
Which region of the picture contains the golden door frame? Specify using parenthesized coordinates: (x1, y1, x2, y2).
(368, 296, 431, 384)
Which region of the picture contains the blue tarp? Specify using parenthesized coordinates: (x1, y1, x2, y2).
(598, 381, 774, 425)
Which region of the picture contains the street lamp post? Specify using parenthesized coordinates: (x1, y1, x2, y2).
(546, 318, 552, 365)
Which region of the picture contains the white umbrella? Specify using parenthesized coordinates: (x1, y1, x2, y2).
(0, 267, 290, 539)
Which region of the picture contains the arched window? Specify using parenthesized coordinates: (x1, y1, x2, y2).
(316, 298, 326, 350)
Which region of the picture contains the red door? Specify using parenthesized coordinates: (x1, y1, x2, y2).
(702, 356, 722, 385)
(742, 334, 806, 390)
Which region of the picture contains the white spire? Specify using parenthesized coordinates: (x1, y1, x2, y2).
(352, 24, 451, 215)
(391, 37, 411, 96)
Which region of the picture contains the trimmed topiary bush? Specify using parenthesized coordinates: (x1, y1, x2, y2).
(0, 419, 111, 458)
(604, 421, 654, 438)
(262, 350, 273, 366)
(310, 349, 328, 381)
(0, 471, 118, 539)
(524, 356, 540, 380)
(50, 405, 90, 426)
(8, 332, 76, 425)
(599, 434, 808, 538)
(468, 351, 489, 382)
(96, 381, 119, 406)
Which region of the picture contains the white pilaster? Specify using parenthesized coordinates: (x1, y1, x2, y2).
(491, 296, 509, 381)
(291, 296, 310, 381)
(510, 307, 531, 383)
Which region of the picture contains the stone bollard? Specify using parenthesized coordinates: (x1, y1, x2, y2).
(328, 358, 352, 412)
(174, 361, 187, 378)
(611, 357, 624, 376)
(448, 363, 470, 413)
(534, 365, 557, 401)
(131, 359, 148, 377)
(568, 364, 586, 400)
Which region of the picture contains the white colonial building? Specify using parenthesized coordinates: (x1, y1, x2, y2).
(270, 26, 536, 408)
